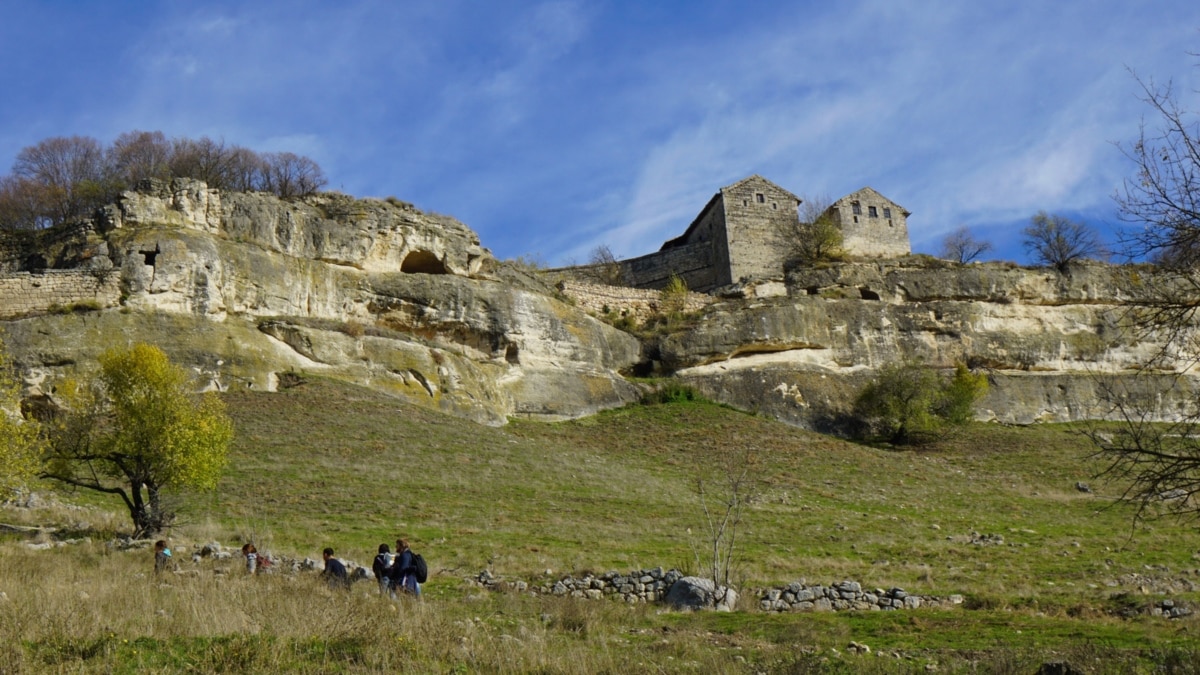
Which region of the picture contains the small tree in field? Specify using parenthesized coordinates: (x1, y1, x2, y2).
(690, 441, 761, 608)
(940, 226, 993, 263)
(0, 337, 43, 498)
(44, 343, 233, 537)
(854, 362, 988, 445)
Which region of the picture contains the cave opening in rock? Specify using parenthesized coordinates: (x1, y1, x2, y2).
(401, 250, 448, 274)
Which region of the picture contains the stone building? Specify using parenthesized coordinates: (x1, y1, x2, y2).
(826, 187, 911, 259)
(604, 176, 911, 293)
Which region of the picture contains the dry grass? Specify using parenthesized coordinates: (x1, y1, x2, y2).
(4, 378, 1200, 671)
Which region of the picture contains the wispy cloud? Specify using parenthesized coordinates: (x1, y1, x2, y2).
(1, 1, 1198, 267)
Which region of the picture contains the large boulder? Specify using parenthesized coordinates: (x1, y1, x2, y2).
(664, 576, 738, 612)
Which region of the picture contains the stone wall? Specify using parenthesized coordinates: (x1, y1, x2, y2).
(0, 270, 121, 319)
(758, 579, 961, 613)
(557, 280, 712, 322)
(719, 178, 801, 283)
(610, 241, 720, 292)
(829, 188, 910, 259)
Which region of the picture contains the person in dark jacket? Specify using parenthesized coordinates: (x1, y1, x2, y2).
(321, 547, 349, 589)
(390, 538, 421, 596)
(372, 543, 393, 595)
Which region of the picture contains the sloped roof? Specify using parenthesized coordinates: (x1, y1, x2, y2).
(721, 174, 802, 204)
(834, 186, 911, 217)
(660, 175, 801, 250)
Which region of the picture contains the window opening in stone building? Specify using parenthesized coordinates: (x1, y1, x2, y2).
(868, 206, 878, 218)
(756, 193, 765, 203)
(853, 216, 859, 224)
(743, 200, 748, 206)
(772, 202, 777, 209)
(883, 207, 892, 219)
(852, 202, 862, 215)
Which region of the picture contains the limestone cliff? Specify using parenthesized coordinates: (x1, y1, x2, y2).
(0, 180, 640, 425)
(643, 258, 1198, 428)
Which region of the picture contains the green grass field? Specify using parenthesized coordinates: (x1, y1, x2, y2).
(3, 376, 1199, 673)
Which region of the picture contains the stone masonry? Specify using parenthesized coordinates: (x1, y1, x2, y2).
(556, 280, 712, 323)
(587, 176, 911, 294)
(0, 270, 121, 320)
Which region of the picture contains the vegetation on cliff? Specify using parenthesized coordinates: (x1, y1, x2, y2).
(0, 131, 326, 231)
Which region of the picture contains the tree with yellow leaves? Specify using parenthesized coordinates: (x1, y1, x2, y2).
(0, 336, 43, 498)
(44, 343, 233, 537)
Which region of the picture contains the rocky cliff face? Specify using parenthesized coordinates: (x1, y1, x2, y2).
(0, 180, 640, 425)
(3, 182, 1192, 431)
(649, 258, 1197, 427)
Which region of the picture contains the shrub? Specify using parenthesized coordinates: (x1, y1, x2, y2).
(641, 382, 705, 405)
(853, 362, 987, 445)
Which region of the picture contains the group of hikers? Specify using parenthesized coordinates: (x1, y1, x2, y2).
(152, 537, 422, 597)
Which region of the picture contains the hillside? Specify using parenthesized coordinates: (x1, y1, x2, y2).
(3, 377, 1199, 671)
(3, 179, 1200, 434)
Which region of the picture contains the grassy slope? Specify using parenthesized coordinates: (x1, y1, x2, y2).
(5, 376, 1200, 672)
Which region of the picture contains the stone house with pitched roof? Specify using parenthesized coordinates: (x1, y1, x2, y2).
(603, 175, 910, 293)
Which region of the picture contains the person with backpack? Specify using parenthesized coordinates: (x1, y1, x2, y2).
(372, 543, 393, 595)
(391, 538, 423, 597)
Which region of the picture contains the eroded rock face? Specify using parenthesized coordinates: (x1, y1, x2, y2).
(1, 180, 640, 424)
(654, 260, 1199, 427)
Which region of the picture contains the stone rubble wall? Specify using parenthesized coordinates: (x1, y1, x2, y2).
(556, 280, 713, 323)
(0, 270, 121, 320)
(758, 579, 962, 613)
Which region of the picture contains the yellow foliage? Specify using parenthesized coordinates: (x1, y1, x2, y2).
(0, 336, 43, 497)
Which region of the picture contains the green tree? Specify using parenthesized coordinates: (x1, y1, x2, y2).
(43, 343, 233, 537)
(0, 337, 42, 498)
(790, 195, 845, 265)
(853, 362, 987, 445)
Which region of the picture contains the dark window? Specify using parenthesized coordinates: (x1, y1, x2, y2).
(868, 206, 878, 218)
(852, 202, 862, 215)
(756, 193, 765, 203)
(772, 202, 777, 209)
(853, 216, 859, 224)
(883, 207, 892, 219)
(743, 200, 748, 206)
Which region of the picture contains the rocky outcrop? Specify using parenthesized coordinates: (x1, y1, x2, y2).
(0, 180, 639, 425)
(643, 259, 1199, 427)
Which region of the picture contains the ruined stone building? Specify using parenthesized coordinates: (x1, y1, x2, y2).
(607, 175, 910, 293)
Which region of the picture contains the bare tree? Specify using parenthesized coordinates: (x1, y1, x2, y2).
(1087, 61, 1200, 526)
(12, 135, 112, 223)
(108, 130, 172, 186)
(587, 244, 624, 285)
(1022, 211, 1105, 273)
(0, 175, 55, 230)
(939, 226, 993, 263)
(790, 195, 845, 264)
(169, 136, 237, 190)
(260, 151, 327, 198)
(689, 442, 761, 608)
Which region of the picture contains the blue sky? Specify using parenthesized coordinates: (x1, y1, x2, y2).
(2, 1, 1198, 266)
